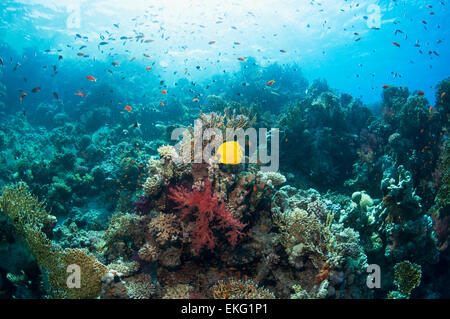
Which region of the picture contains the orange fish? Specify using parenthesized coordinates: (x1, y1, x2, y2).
(20, 92, 27, 102)
(159, 101, 165, 106)
(77, 52, 85, 56)
(86, 75, 97, 82)
(266, 80, 275, 86)
(382, 85, 390, 89)
(75, 91, 87, 98)
(441, 92, 446, 102)
(161, 90, 167, 94)
(192, 97, 199, 102)
(146, 66, 152, 71)
(237, 57, 247, 62)
(417, 91, 424, 96)
(125, 105, 132, 112)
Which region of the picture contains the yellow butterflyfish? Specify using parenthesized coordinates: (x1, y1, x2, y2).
(215, 141, 244, 165)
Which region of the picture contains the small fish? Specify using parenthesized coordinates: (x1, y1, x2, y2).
(31, 87, 41, 93)
(237, 57, 247, 62)
(355, 37, 361, 41)
(159, 101, 165, 106)
(143, 53, 152, 58)
(208, 40, 216, 44)
(20, 92, 27, 102)
(112, 61, 119, 66)
(53, 92, 59, 101)
(133, 122, 141, 129)
(392, 42, 400, 47)
(58, 55, 63, 61)
(79, 45, 87, 50)
(417, 91, 425, 96)
(86, 75, 97, 82)
(0, 57, 4, 66)
(77, 52, 85, 56)
(234, 42, 241, 45)
(99, 41, 108, 46)
(382, 85, 390, 89)
(192, 97, 199, 102)
(160, 90, 167, 94)
(280, 49, 287, 53)
(266, 80, 275, 86)
(125, 105, 132, 112)
(75, 91, 87, 98)
(146, 66, 152, 71)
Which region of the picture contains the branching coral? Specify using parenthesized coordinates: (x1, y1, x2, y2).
(148, 213, 180, 245)
(168, 179, 246, 253)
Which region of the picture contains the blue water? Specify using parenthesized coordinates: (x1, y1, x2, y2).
(0, 0, 448, 106)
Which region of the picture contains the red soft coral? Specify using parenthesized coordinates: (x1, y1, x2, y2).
(168, 179, 246, 253)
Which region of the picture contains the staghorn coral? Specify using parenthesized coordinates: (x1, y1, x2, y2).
(211, 279, 275, 299)
(168, 179, 246, 253)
